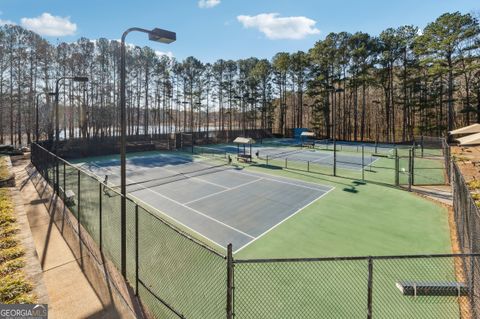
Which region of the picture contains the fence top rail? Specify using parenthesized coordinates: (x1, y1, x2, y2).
(31, 142, 227, 259)
(234, 253, 480, 264)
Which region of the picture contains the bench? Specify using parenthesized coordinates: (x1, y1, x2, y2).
(237, 154, 252, 163)
(64, 189, 76, 207)
(302, 141, 315, 149)
(396, 281, 468, 296)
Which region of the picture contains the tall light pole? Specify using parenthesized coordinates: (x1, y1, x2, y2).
(334, 88, 344, 176)
(120, 27, 175, 277)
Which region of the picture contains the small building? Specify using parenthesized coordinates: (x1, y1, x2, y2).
(233, 137, 255, 162)
(450, 124, 480, 146)
(300, 131, 316, 148)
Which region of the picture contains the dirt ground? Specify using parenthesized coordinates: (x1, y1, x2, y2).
(452, 145, 480, 183)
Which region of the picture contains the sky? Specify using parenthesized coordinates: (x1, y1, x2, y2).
(1, 0, 479, 62)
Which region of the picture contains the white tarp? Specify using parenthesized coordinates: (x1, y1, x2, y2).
(233, 137, 255, 144)
(456, 132, 480, 146)
(449, 124, 480, 136)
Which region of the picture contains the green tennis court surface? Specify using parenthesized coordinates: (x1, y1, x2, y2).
(68, 139, 455, 319)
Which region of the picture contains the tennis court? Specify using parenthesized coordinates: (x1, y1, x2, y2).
(196, 144, 381, 171)
(77, 152, 333, 252)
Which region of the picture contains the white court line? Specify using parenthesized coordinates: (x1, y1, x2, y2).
(127, 193, 227, 252)
(233, 186, 336, 254)
(96, 166, 256, 240)
(184, 178, 263, 205)
(232, 169, 329, 192)
(311, 153, 334, 163)
(137, 186, 256, 239)
(83, 158, 338, 252)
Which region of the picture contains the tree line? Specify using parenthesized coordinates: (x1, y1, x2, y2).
(0, 11, 479, 146)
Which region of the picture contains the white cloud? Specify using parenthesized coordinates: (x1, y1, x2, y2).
(21, 13, 77, 36)
(198, 0, 220, 9)
(0, 19, 15, 26)
(237, 13, 320, 40)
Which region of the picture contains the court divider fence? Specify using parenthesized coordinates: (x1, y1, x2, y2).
(31, 142, 479, 318)
(262, 137, 449, 189)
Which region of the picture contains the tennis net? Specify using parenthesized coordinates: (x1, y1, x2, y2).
(104, 160, 230, 196)
(263, 147, 305, 160)
(193, 146, 227, 158)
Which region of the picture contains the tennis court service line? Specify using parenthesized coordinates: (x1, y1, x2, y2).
(183, 178, 263, 205)
(233, 186, 335, 255)
(139, 186, 256, 239)
(310, 153, 334, 163)
(87, 160, 255, 239)
(232, 170, 329, 192)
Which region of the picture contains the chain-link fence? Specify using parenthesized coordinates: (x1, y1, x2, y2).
(41, 129, 273, 159)
(31, 142, 477, 318)
(261, 140, 447, 188)
(31, 143, 228, 319)
(452, 160, 480, 318)
(234, 254, 479, 319)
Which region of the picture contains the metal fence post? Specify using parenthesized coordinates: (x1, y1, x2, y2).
(469, 255, 476, 316)
(362, 145, 365, 181)
(78, 170, 81, 227)
(307, 161, 310, 172)
(99, 182, 103, 251)
(411, 149, 415, 186)
(408, 149, 412, 192)
(394, 148, 399, 186)
(56, 153, 60, 195)
(285, 158, 287, 169)
(421, 135, 424, 158)
(63, 162, 66, 200)
(135, 204, 139, 296)
(227, 243, 234, 319)
(333, 141, 337, 177)
(367, 257, 373, 319)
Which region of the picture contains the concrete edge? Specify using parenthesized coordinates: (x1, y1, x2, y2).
(26, 163, 148, 319)
(9, 187, 49, 305)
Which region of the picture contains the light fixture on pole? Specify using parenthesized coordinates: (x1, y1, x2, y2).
(120, 27, 175, 278)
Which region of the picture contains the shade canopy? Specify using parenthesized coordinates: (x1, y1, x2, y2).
(449, 124, 480, 136)
(301, 131, 315, 137)
(456, 132, 480, 146)
(233, 137, 255, 144)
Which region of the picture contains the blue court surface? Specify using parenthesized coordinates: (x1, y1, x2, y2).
(77, 152, 333, 252)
